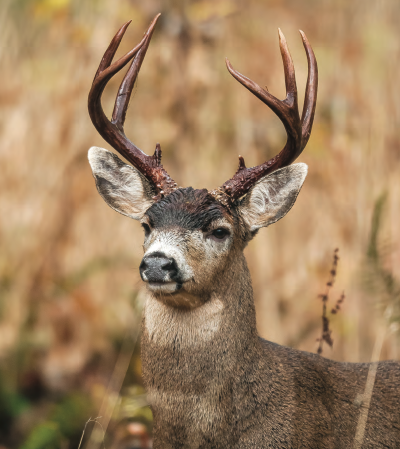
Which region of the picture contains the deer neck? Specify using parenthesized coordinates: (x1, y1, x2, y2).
(141, 251, 262, 444)
(142, 251, 259, 359)
(141, 251, 263, 442)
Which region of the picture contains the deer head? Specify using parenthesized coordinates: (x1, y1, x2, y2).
(88, 14, 317, 309)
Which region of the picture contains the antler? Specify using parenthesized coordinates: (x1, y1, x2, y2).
(88, 14, 177, 199)
(217, 29, 318, 202)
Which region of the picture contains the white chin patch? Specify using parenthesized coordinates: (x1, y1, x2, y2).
(147, 282, 178, 294)
(144, 296, 224, 347)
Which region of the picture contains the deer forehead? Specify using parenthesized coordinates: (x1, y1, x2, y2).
(145, 187, 232, 231)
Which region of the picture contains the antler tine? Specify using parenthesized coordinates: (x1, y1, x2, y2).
(88, 14, 177, 199)
(91, 22, 147, 105)
(111, 14, 160, 131)
(94, 21, 131, 80)
(299, 30, 318, 148)
(278, 28, 298, 106)
(216, 29, 318, 204)
(225, 58, 298, 138)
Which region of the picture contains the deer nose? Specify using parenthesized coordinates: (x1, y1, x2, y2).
(139, 253, 178, 283)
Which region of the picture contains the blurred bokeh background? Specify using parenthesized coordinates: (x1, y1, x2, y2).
(1, 0, 400, 447)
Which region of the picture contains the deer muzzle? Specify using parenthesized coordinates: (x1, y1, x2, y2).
(140, 253, 179, 284)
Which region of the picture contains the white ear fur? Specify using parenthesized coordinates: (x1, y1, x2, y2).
(88, 147, 155, 220)
(239, 163, 308, 232)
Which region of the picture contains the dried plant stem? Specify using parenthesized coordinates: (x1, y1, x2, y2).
(85, 330, 140, 449)
(84, 301, 143, 449)
(353, 326, 386, 448)
(317, 249, 341, 354)
(78, 417, 104, 449)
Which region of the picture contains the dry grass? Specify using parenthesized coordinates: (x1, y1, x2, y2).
(1, 0, 400, 446)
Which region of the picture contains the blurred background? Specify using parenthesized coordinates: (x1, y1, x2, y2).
(1, 0, 400, 447)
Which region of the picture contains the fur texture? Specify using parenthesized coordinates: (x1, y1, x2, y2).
(88, 147, 155, 219)
(146, 187, 227, 231)
(238, 163, 308, 231)
(141, 250, 400, 448)
(88, 149, 400, 448)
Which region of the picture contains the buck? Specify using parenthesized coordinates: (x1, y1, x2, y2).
(87, 15, 400, 449)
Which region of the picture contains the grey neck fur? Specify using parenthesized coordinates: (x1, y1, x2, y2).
(141, 253, 262, 448)
(87, 148, 400, 448)
(141, 251, 400, 449)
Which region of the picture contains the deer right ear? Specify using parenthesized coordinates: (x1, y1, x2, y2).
(238, 163, 307, 232)
(88, 147, 155, 220)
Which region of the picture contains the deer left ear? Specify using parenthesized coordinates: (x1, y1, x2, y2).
(88, 147, 155, 220)
(238, 163, 307, 232)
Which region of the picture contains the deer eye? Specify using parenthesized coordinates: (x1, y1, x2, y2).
(210, 228, 230, 241)
(142, 223, 151, 237)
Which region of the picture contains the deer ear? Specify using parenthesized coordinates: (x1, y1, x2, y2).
(238, 163, 307, 232)
(88, 147, 155, 220)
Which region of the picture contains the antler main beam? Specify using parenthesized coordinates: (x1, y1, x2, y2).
(219, 29, 318, 202)
(89, 19, 317, 206)
(88, 14, 177, 199)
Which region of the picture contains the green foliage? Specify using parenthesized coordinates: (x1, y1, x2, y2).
(118, 386, 153, 425)
(52, 394, 94, 437)
(0, 383, 30, 419)
(20, 422, 61, 449)
(0, 376, 30, 439)
(364, 193, 400, 327)
(21, 394, 94, 449)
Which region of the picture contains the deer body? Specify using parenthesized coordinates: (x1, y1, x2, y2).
(87, 15, 400, 448)
(136, 188, 400, 449)
(141, 258, 400, 448)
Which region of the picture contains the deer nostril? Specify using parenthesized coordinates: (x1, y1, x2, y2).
(161, 260, 173, 271)
(163, 259, 178, 279)
(140, 255, 179, 282)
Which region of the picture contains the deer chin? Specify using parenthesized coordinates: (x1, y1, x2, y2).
(147, 281, 206, 309)
(147, 281, 179, 294)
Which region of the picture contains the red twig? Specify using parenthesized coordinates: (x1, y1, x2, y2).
(316, 249, 345, 355)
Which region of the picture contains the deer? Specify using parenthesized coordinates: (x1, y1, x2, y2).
(87, 14, 400, 449)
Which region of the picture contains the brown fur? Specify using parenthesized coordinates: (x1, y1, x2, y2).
(88, 149, 400, 448)
(142, 251, 400, 448)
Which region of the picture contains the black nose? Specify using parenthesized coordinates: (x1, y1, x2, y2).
(139, 253, 178, 282)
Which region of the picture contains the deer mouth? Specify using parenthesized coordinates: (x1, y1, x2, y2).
(147, 280, 205, 309)
(147, 281, 183, 294)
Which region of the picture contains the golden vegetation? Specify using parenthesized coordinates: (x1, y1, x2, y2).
(1, 0, 400, 446)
